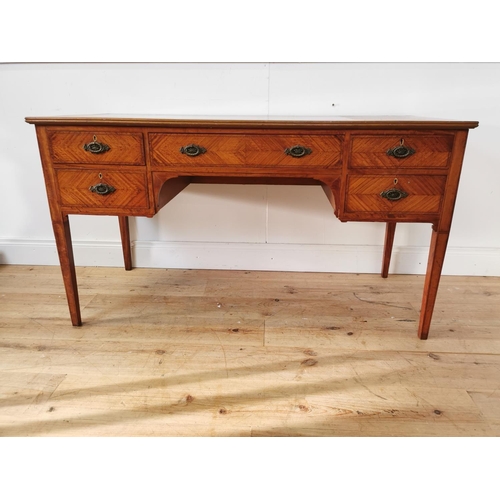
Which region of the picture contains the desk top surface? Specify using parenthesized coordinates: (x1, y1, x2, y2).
(25, 114, 479, 130)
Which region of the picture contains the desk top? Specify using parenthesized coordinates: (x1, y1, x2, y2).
(25, 115, 479, 130)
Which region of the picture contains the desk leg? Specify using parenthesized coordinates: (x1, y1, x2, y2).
(418, 227, 449, 339)
(381, 222, 396, 278)
(52, 214, 81, 326)
(118, 216, 132, 271)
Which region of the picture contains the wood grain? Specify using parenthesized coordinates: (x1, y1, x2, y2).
(26, 116, 479, 130)
(118, 216, 132, 271)
(0, 265, 499, 437)
(345, 175, 446, 214)
(150, 133, 342, 169)
(56, 169, 149, 209)
(47, 130, 145, 165)
(350, 134, 453, 168)
(381, 222, 396, 278)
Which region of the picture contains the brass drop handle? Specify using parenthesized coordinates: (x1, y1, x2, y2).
(387, 139, 415, 159)
(380, 188, 408, 201)
(83, 135, 110, 154)
(180, 144, 207, 156)
(89, 183, 116, 196)
(284, 145, 312, 158)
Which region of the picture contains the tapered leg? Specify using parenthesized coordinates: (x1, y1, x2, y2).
(52, 214, 81, 326)
(118, 216, 132, 271)
(418, 227, 450, 339)
(381, 222, 396, 278)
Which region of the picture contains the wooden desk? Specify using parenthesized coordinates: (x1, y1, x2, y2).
(26, 116, 478, 339)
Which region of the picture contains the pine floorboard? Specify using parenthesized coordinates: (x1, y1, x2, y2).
(1, 265, 499, 436)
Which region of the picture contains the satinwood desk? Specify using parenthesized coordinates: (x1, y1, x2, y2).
(26, 115, 479, 339)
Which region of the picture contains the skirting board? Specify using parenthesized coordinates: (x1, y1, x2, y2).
(0, 239, 499, 276)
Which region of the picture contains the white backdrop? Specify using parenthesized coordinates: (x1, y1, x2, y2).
(1, 62, 499, 275)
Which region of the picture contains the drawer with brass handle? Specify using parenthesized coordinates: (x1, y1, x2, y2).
(149, 133, 342, 169)
(345, 175, 447, 214)
(47, 131, 146, 165)
(350, 135, 454, 168)
(55, 169, 149, 209)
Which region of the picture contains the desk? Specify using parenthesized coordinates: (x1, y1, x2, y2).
(26, 116, 478, 339)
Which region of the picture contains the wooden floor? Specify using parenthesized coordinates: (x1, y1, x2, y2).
(0, 264, 499, 436)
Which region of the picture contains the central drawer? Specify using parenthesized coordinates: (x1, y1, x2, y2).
(149, 133, 342, 168)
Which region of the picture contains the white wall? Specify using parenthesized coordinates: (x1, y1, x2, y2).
(1, 62, 499, 275)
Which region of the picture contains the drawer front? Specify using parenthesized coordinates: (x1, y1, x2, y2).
(56, 169, 149, 208)
(48, 131, 145, 165)
(150, 133, 342, 168)
(350, 135, 454, 168)
(245, 134, 342, 167)
(150, 133, 245, 166)
(345, 175, 447, 213)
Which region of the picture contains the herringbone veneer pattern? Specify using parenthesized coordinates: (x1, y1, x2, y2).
(56, 170, 149, 208)
(48, 131, 145, 165)
(149, 133, 342, 168)
(150, 134, 246, 166)
(351, 135, 453, 168)
(346, 175, 447, 213)
(246, 135, 341, 167)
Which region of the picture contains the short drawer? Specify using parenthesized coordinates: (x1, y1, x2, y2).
(149, 133, 342, 168)
(350, 135, 454, 168)
(56, 169, 149, 208)
(48, 131, 145, 165)
(345, 175, 447, 214)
